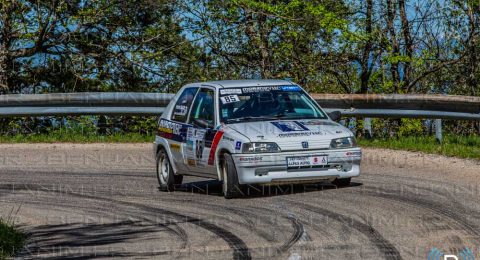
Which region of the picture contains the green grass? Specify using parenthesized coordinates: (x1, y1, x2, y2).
(358, 135, 480, 160)
(0, 132, 154, 143)
(0, 219, 25, 259)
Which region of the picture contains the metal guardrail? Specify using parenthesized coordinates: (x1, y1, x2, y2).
(1, 92, 479, 141)
(1, 92, 479, 118)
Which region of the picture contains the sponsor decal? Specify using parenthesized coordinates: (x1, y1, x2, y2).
(271, 121, 309, 132)
(174, 105, 188, 116)
(222, 136, 234, 142)
(157, 119, 188, 142)
(242, 86, 281, 93)
(346, 151, 362, 157)
(186, 127, 206, 166)
(208, 131, 224, 165)
(220, 95, 240, 104)
(220, 88, 242, 95)
(239, 85, 301, 93)
(239, 156, 263, 162)
(281, 85, 301, 91)
(301, 141, 309, 149)
(287, 155, 328, 168)
(187, 159, 196, 166)
(221, 109, 229, 118)
(278, 131, 324, 138)
(235, 141, 242, 150)
(170, 143, 181, 151)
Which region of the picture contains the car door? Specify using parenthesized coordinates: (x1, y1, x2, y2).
(184, 87, 219, 177)
(165, 87, 199, 173)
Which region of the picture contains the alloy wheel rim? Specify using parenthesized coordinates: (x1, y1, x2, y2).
(158, 154, 169, 184)
(222, 162, 228, 193)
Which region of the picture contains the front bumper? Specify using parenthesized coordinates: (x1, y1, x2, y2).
(232, 148, 361, 185)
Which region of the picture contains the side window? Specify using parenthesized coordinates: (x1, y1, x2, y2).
(188, 88, 215, 128)
(171, 87, 198, 123)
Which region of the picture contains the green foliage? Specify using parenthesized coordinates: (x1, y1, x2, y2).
(397, 119, 424, 137)
(1, 0, 479, 96)
(0, 131, 154, 143)
(0, 218, 25, 259)
(359, 135, 480, 160)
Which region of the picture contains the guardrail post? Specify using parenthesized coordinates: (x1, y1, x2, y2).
(435, 119, 442, 143)
(97, 115, 107, 135)
(363, 118, 373, 139)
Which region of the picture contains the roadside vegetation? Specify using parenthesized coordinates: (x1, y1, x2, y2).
(0, 116, 156, 143)
(358, 135, 480, 160)
(0, 132, 154, 143)
(0, 219, 25, 259)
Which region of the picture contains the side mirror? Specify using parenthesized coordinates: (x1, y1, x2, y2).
(193, 118, 213, 129)
(327, 111, 342, 122)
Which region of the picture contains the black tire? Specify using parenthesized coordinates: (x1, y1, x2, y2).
(156, 148, 182, 191)
(222, 153, 243, 199)
(332, 177, 351, 187)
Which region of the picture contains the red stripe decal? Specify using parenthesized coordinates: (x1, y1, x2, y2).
(208, 131, 224, 165)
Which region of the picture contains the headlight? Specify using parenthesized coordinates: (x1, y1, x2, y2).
(242, 142, 281, 153)
(330, 137, 357, 149)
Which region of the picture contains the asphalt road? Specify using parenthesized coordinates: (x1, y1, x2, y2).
(1, 143, 480, 259)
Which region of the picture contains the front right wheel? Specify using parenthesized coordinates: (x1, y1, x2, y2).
(222, 153, 243, 199)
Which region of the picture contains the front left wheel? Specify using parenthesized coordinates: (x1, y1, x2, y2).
(156, 148, 183, 191)
(222, 153, 243, 199)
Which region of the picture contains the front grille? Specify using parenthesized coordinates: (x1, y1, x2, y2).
(279, 140, 331, 151)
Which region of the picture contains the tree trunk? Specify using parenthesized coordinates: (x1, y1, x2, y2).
(0, 1, 13, 94)
(386, 0, 400, 93)
(0, 44, 8, 93)
(399, 0, 414, 92)
(359, 0, 373, 94)
(466, 4, 478, 96)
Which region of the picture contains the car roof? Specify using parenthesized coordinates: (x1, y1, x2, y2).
(199, 79, 295, 88)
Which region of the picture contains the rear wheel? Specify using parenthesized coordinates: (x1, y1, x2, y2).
(332, 177, 351, 187)
(156, 148, 183, 191)
(222, 153, 243, 199)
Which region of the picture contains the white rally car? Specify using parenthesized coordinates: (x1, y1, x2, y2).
(154, 80, 361, 198)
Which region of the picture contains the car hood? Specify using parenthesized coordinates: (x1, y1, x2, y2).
(226, 119, 352, 151)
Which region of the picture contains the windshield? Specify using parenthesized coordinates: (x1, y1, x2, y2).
(219, 85, 327, 124)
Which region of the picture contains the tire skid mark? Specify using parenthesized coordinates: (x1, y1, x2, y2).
(356, 186, 480, 241)
(192, 201, 286, 243)
(362, 175, 480, 216)
(180, 200, 309, 256)
(283, 199, 403, 260)
(4, 191, 190, 259)
(1, 183, 252, 260)
(274, 201, 307, 255)
(359, 175, 480, 229)
(278, 215, 304, 253)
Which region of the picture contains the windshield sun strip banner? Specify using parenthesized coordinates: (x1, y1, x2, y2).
(219, 85, 301, 96)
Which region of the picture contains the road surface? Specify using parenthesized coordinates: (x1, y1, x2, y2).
(0, 143, 479, 259)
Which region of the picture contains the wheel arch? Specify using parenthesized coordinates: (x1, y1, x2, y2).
(154, 136, 179, 174)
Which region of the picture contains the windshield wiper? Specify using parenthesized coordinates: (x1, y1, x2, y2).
(274, 112, 286, 118)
